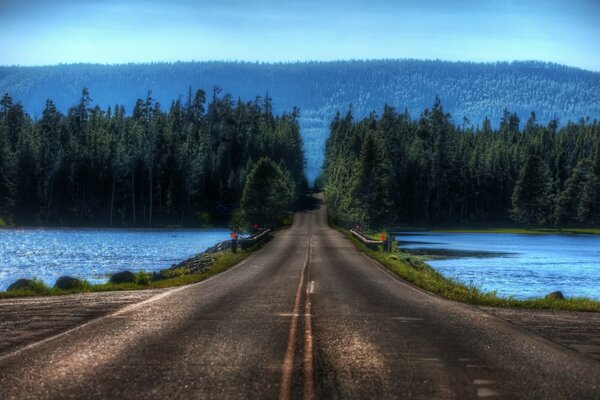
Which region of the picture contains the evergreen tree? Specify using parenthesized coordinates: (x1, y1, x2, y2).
(510, 155, 553, 226)
(349, 132, 392, 228)
(240, 157, 293, 228)
(323, 98, 599, 228)
(555, 159, 599, 225)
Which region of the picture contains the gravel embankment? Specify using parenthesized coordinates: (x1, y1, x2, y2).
(481, 306, 600, 361)
(0, 289, 167, 356)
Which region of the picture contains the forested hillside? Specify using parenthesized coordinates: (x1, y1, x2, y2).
(2, 60, 599, 183)
(0, 89, 305, 226)
(322, 99, 600, 228)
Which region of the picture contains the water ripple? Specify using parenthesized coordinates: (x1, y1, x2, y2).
(0, 228, 230, 290)
(396, 232, 600, 300)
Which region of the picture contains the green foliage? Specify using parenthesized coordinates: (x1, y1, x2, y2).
(349, 132, 393, 227)
(554, 159, 600, 225)
(240, 157, 294, 228)
(0, 89, 305, 226)
(22, 279, 51, 294)
(228, 208, 247, 232)
(510, 155, 553, 226)
(196, 212, 212, 226)
(323, 99, 600, 227)
(134, 270, 152, 285)
(0, 278, 92, 297)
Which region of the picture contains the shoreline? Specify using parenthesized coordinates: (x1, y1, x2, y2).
(389, 227, 600, 235)
(431, 227, 600, 235)
(0, 225, 228, 230)
(0, 237, 264, 299)
(340, 227, 600, 312)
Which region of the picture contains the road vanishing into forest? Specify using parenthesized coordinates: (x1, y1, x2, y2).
(0, 194, 599, 399)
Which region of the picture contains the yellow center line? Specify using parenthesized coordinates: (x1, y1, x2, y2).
(303, 235, 315, 400)
(278, 234, 311, 400)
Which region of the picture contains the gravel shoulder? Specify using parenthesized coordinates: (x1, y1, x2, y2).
(0, 289, 167, 356)
(481, 306, 600, 361)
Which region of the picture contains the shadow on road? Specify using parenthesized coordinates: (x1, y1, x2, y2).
(295, 191, 323, 212)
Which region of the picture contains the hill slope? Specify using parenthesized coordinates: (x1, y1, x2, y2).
(1, 59, 599, 183)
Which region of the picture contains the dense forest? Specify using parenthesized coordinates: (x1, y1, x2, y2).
(322, 99, 600, 228)
(0, 89, 305, 227)
(2, 60, 599, 183)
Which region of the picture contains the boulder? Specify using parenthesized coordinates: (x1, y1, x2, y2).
(7, 278, 35, 291)
(545, 291, 565, 300)
(204, 240, 231, 254)
(109, 271, 136, 284)
(54, 276, 81, 290)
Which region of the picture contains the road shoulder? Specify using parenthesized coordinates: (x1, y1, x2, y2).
(0, 289, 167, 356)
(481, 306, 600, 361)
(341, 228, 600, 363)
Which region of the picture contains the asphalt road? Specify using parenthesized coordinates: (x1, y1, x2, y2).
(0, 194, 599, 399)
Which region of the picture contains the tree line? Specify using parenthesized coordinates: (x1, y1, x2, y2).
(322, 98, 600, 228)
(3, 60, 599, 184)
(0, 88, 305, 227)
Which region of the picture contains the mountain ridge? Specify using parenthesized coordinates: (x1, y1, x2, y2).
(2, 59, 599, 182)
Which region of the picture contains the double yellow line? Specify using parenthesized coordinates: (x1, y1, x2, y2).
(279, 234, 314, 400)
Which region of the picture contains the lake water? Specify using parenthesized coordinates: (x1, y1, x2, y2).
(0, 228, 230, 290)
(395, 232, 600, 300)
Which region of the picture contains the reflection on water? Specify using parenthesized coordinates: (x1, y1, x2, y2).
(0, 228, 230, 290)
(395, 232, 600, 300)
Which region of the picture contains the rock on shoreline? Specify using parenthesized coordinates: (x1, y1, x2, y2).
(3, 240, 234, 291)
(165, 240, 232, 274)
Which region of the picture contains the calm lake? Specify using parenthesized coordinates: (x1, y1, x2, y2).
(0, 228, 230, 290)
(395, 232, 600, 300)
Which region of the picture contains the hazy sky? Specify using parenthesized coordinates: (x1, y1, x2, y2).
(1, 0, 599, 70)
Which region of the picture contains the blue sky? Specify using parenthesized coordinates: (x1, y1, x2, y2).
(1, 0, 599, 71)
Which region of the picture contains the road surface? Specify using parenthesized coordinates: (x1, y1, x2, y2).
(0, 194, 599, 399)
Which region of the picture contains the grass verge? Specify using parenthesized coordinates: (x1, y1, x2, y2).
(338, 227, 600, 312)
(0, 246, 260, 299)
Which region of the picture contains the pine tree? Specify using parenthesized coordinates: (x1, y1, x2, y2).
(38, 100, 63, 223)
(240, 157, 293, 228)
(0, 95, 16, 218)
(555, 159, 599, 225)
(510, 155, 553, 226)
(349, 132, 393, 228)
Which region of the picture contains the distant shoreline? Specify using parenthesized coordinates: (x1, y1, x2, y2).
(430, 228, 600, 235)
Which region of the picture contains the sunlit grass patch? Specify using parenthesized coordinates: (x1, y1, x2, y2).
(0, 248, 257, 299)
(339, 228, 600, 312)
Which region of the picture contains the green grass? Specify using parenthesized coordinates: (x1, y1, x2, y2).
(281, 213, 294, 227)
(433, 227, 600, 235)
(339, 228, 600, 312)
(0, 248, 257, 299)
